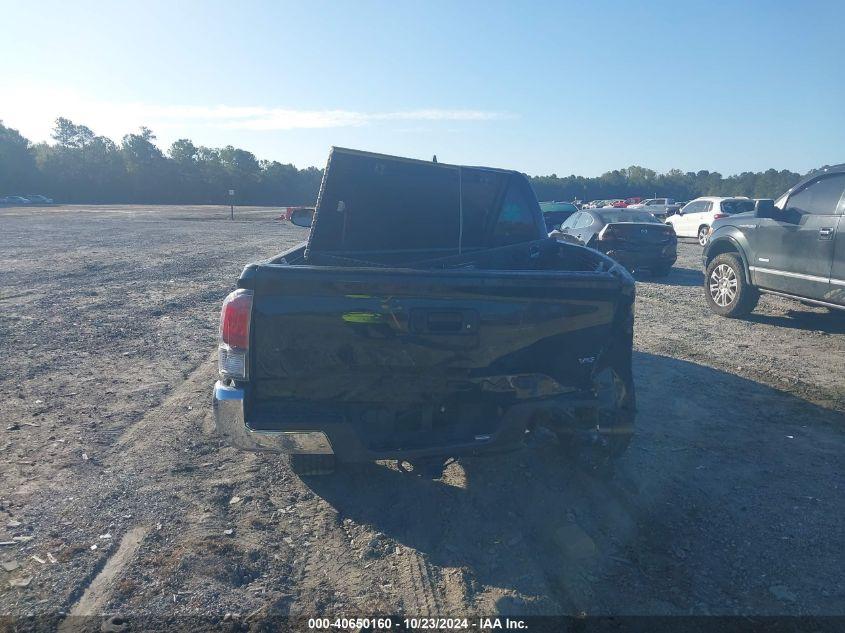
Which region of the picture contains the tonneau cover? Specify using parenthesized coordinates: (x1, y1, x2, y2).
(305, 147, 545, 263)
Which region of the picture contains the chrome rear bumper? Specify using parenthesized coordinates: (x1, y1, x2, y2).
(212, 381, 334, 455)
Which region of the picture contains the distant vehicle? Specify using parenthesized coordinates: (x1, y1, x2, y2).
(278, 206, 315, 221)
(703, 166, 845, 317)
(24, 194, 53, 204)
(667, 197, 755, 246)
(667, 202, 688, 217)
(627, 198, 680, 219)
(539, 201, 578, 231)
(1, 195, 32, 205)
(610, 199, 628, 208)
(625, 197, 643, 205)
(552, 208, 677, 276)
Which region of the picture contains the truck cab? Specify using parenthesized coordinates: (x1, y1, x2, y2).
(702, 164, 845, 316)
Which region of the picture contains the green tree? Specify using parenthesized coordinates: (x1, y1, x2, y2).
(0, 120, 38, 193)
(121, 127, 167, 202)
(0, 115, 811, 206)
(169, 139, 198, 164)
(51, 117, 95, 149)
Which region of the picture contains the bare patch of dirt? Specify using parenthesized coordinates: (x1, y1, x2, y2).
(0, 207, 842, 623)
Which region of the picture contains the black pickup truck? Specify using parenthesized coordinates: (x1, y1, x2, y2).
(703, 164, 845, 317)
(214, 148, 637, 475)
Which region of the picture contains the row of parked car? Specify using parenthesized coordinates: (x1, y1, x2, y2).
(582, 197, 685, 215)
(543, 164, 845, 318)
(0, 194, 54, 205)
(582, 197, 643, 209)
(543, 196, 759, 248)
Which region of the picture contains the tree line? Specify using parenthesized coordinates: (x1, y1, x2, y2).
(531, 165, 805, 203)
(0, 117, 815, 206)
(0, 118, 322, 205)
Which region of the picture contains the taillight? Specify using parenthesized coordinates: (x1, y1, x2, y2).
(713, 213, 728, 220)
(219, 289, 253, 380)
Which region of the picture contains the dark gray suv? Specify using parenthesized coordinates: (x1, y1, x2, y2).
(702, 164, 845, 317)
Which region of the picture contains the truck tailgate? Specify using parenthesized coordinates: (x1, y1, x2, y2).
(247, 264, 627, 412)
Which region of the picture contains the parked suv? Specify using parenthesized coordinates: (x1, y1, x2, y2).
(667, 197, 755, 246)
(702, 165, 845, 317)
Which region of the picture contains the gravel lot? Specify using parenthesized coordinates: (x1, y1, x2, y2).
(1, 205, 843, 627)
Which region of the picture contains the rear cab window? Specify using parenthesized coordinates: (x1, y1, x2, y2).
(785, 174, 845, 216)
(560, 212, 581, 229)
(720, 199, 755, 214)
(575, 213, 594, 229)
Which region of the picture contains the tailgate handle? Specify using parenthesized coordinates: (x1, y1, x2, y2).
(410, 309, 478, 334)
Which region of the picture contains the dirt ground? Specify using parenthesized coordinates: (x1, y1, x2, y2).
(1, 205, 843, 627)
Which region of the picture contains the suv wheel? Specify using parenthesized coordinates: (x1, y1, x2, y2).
(697, 225, 710, 246)
(704, 254, 759, 317)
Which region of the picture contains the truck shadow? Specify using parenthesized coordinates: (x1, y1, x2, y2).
(303, 352, 844, 615)
(635, 266, 702, 288)
(747, 308, 845, 334)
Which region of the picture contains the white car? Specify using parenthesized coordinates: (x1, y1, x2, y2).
(666, 197, 756, 245)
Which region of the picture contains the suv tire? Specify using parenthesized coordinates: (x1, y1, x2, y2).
(704, 253, 759, 317)
(697, 225, 710, 246)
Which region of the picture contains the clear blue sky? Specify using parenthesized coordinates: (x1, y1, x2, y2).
(2, 0, 843, 176)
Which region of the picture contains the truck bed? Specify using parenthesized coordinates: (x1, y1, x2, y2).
(237, 238, 634, 457)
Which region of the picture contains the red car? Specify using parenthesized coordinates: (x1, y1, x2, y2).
(277, 206, 315, 221)
(625, 197, 643, 205)
(610, 199, 628, 208)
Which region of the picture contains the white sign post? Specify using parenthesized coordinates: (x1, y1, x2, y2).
(228, 189, 235, 220)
